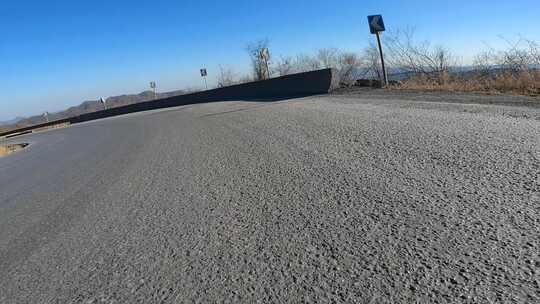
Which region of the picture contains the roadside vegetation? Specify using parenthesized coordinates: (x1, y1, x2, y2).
(228, 30, 540, 96)
(0, 143, 28, 157)
(4, 30, 539, 134)
(385, 30, 540, 95)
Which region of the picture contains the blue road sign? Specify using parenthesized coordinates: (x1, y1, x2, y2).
(368, 15, 385, 34)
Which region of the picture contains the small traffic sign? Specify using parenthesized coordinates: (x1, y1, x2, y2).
(200, 68, 207, 77)
(368, 15, 385, 34)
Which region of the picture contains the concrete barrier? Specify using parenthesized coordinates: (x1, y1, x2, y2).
(0, 119, 71, 138)
(1, 68, 338, 137)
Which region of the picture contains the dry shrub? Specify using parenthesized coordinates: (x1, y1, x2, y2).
(216, 65, 237, 88)
(384, 28, 457, 75)
(216, 65, 252, 87)
(0, 143, 28, 156)
(386, 34, 540, 96)
(492, 70, 540, 94)
(271, 48, 364, 86)
(394, 70, 540, 96)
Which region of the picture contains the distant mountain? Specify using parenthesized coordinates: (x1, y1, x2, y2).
(0, 117, 24, 126)
(0, 89, 187, 134)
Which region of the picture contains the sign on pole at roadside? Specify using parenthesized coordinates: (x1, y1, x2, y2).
(368, 15, 385, 34)
(200, 68, 208, 89)
(100, 97, 107, 109)
(367, 14, 388, 86)
(149, 81, 157, 99)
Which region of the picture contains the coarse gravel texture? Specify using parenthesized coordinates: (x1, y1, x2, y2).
(0, 92, 539, 303)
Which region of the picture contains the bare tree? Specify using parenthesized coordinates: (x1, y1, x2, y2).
(294, 54, 321, 72)
(217, 65, 237, 88)
(527, 39, 540, 65)
(273, 50, 338, 76)
(337, 52, 363, 86)
(363, 43, 382, 80)
(473, 37, 540, 76)
(473, 48, 497, 77)
(317, 48, 339, 69)
(497, 37, 531, 72)
(246, 39, 271, 81)
(383, 27, 457, 80)
(432, 46, 454, 73)
(237, 74, 253, 84)
(274, 56, 294, 76)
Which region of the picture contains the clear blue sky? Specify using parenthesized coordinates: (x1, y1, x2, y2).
(1, 0, 539, 120)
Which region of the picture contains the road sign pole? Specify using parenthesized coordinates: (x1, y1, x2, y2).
(200, 68, 208, 89)
(149, 81, 157, 100)
(368, 15, 387, 87)
(376, 31, 388, 87)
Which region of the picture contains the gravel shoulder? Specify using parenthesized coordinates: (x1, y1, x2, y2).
(333, 87, 540, 106)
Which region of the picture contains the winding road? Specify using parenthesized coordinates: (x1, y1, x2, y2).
(1, 92, 539, 303)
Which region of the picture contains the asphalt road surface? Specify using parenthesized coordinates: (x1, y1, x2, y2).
(1, 92, 539, 303)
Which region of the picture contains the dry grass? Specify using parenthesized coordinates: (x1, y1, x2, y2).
(0, 143, 29, 157)
(392, 70, 540, 97)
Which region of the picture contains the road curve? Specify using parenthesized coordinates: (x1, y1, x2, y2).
(1, 94, 539, 303)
